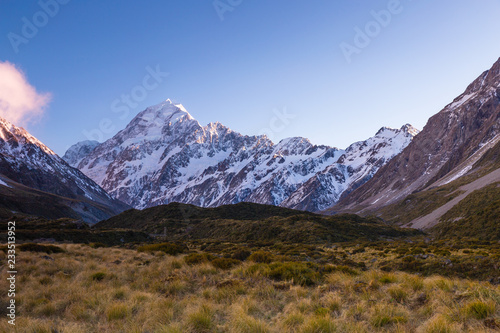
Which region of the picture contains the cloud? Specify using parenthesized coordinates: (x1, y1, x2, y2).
(0, 61, 51, 126)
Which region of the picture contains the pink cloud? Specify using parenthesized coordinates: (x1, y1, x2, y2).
(0, 61, 51, 126)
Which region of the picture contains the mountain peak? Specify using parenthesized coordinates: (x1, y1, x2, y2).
(121, 99, 199, 140)
(375, 124, 418, 138)
(460, 57, 500, 97)
(0, 116, 57, 156)
(139, 99, 193, 121)
(400, 124, 420, 136)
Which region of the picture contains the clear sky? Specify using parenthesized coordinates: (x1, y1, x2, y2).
(1, 0, 500, 155)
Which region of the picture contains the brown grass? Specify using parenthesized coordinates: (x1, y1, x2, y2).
(0, 244, 499, 332)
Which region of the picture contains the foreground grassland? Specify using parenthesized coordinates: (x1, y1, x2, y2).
(1, 241, 499, 332)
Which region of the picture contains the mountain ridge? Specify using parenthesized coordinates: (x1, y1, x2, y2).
(331, 57, 500, 229)
(0, 117, 129, 223)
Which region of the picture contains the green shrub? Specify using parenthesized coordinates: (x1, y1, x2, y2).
(314, 307, 329, 316)
(371, 305, 408, 327)
(267, 262, 319, 286)
(211, 258, 241, 270)
(302, 317, 337, 333)
(333, 265, 359, 276)
(248, 251, 273, 263)
(91, 272, 106, 281)
(388, 286, 408, 303)
(184, 253, 209, 265)
(89, 242, 107, 248)
(379, 274, 397, 284)
(187, 305, 214, 332)
(18, 243, 65, 254)
(231, 249, 251, 261)
(106, 303, 129, 320)
(245, 263, 271, 278)
(464, 300, 495, 319)
(137, 242, 186, 255)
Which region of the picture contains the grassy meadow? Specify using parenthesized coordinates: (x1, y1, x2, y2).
(1, 240, 499, 332)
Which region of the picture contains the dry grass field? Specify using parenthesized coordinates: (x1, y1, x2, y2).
(1, 242, 499, 332)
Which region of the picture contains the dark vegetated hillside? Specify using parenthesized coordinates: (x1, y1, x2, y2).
(0, 216, 150, 245)
(99, 202, 315, 229)
(431, 182, 500, 241)
(96, 202, 422, 243)
(0, 184, 81, 220)
(0, 178, 130, 224)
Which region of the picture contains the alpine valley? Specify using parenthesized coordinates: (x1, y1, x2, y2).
(3, 56, 500, 333)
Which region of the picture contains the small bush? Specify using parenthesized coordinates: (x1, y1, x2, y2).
(314, 307, 329, 316)
(39, 276, 53, 285)
(211, 258, 241, 270)
(423, 314, 453, 333)
(282, 312, 305, 330)
(113, 289, 126, 300)
(106, 303, 129, 321)
(232, 249, 251, 261)
(231, 313, 270, 333)
(170, 259, 183, 269)
(89, 242, 107, 248)
(464, 300, 495, 319)
(302, 317, 337, 333)
(371, 305, 408, 327)
(184, 253, 209, 265)
(91, 272, 106, 281)
(18, 243, 64, 254)
(137, 242, 186, 255)
(187, 305, 214, 332)
(248, 251, 273, 263)
(388, 286, 408, 303)
(333, 265, 359, 276)
(267, 262, 319, 286)
(379, 274, 397, 284)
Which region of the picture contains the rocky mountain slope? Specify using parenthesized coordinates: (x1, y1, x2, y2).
(0, 117, 129, 223)
(332, 57, 500, 229)
(66, 99, 418, 211)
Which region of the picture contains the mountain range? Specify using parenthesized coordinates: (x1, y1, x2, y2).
(63, 100, 417, 212)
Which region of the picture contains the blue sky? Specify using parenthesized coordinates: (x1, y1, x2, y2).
(1, 0, 500, 155)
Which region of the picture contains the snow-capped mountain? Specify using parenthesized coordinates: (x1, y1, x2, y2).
(0, 117, 128, 223)
(67, 99, 418, 211)
(282, 124, 417, 211)
(62, 140, 99, 167)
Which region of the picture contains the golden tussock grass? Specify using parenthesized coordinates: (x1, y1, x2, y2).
(0, 243, 499, 332)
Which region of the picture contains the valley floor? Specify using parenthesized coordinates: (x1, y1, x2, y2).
(1, 242, 499, 332)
